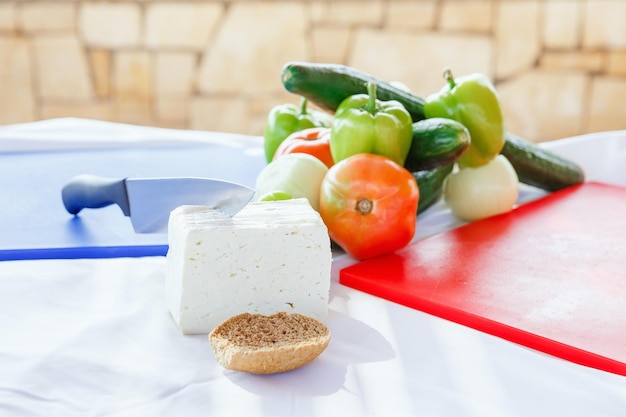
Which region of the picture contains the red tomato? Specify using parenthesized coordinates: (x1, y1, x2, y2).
(319, 153, 419, 260)
(273, 127, 334, 168)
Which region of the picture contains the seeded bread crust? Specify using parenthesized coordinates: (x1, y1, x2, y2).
(209, 312, 330, 374)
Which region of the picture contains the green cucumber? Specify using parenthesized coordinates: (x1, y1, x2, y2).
(281, 61, 427, 121)
(405, 118, 470, 172)
(501, 133, 585, 191)
(280, 61, 585, 192)
(413, 164, 454, 215)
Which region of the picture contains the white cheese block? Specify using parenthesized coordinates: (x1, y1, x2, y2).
(165, 198, 332, 334)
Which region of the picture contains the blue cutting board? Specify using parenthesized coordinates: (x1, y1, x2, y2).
(0, 143, 266, 261)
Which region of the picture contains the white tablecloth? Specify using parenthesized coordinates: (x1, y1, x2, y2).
(1, 118, 626, 417)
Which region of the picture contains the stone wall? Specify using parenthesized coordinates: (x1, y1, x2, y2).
(1, 0, 626, 142)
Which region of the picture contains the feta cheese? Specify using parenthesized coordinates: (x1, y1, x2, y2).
(165, 198, 332, 334)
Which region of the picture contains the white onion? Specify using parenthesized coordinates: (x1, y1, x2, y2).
(444, 155, 519, 221)
(254, 153, 328, 211)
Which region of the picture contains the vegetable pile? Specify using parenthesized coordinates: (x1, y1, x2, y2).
(255, 61, 585, 260)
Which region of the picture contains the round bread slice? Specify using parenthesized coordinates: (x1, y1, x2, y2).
(209, 312, 330, 374)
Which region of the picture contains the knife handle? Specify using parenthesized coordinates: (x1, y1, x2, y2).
(62, 174, 131, 216)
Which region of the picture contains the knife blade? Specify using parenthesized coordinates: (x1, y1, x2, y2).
(61, 174, 255, 233)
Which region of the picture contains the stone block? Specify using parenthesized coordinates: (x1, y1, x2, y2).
(310, 1, 384, 26)
(497, 70, 587, 142)
(113, 51, 152, 103)
(308, 2, 327, 23)
(583, 0, 626, 49)
(588, 77, 626, 133)
(79, 2, 141, 48)
(250, 94, 297, 135)
(543, 0, 580, 49)
(495, 0, 541, 79)
(156, 97, 188, 124)
(19, 2, 75, 32)
(608, 52, 626, 76)
(0, 36, 35, 124)
(311, 28, 351, 63)
(89, 50, 111, 98)
(540, 51, 604, 73)
(112, 50, 154, 125)
(33, 35, 92, 100)
(197, 2, 308, 95)
(190, 96, 252, 134)
(145, 3, 223, 50)
(0, 3, 16, 31)
(40, 102, 112, 121)
(251, 93, 298, 116)
(349, 29, 492, 97)
(440, 0, 493, 32)
(386, 0, 436, 29)
(114, 102, 153, 126)
(154, 52, 196, 96)
(247, 115, 268, 137)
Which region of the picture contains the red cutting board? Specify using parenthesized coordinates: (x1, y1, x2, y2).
(340, 182, 626, 376)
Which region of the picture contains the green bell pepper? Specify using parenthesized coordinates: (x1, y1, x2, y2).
(424, 68, 505, 168)
(263, 97, 329, 163)
(330, 82, 413, 166)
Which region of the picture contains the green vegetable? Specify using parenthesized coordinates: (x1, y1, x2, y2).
(501, 133, 585, 191)
(424, 68, 504, 168)
(258, 190, 293, 202)
(413, 163, 454, 214)
(280, 61, 585, 191)
(330, 82, 413, 166)
(281, 61, 426, 122)
(263, 97, 329, 163)
(405, 117, 470, 172)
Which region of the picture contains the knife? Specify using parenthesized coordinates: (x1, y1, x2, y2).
(61, 174, 255, 233)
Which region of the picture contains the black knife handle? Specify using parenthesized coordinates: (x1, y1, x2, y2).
(61, 174, 131, 216)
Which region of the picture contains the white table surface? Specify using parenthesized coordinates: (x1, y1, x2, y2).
(1, 118, 626, 417)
